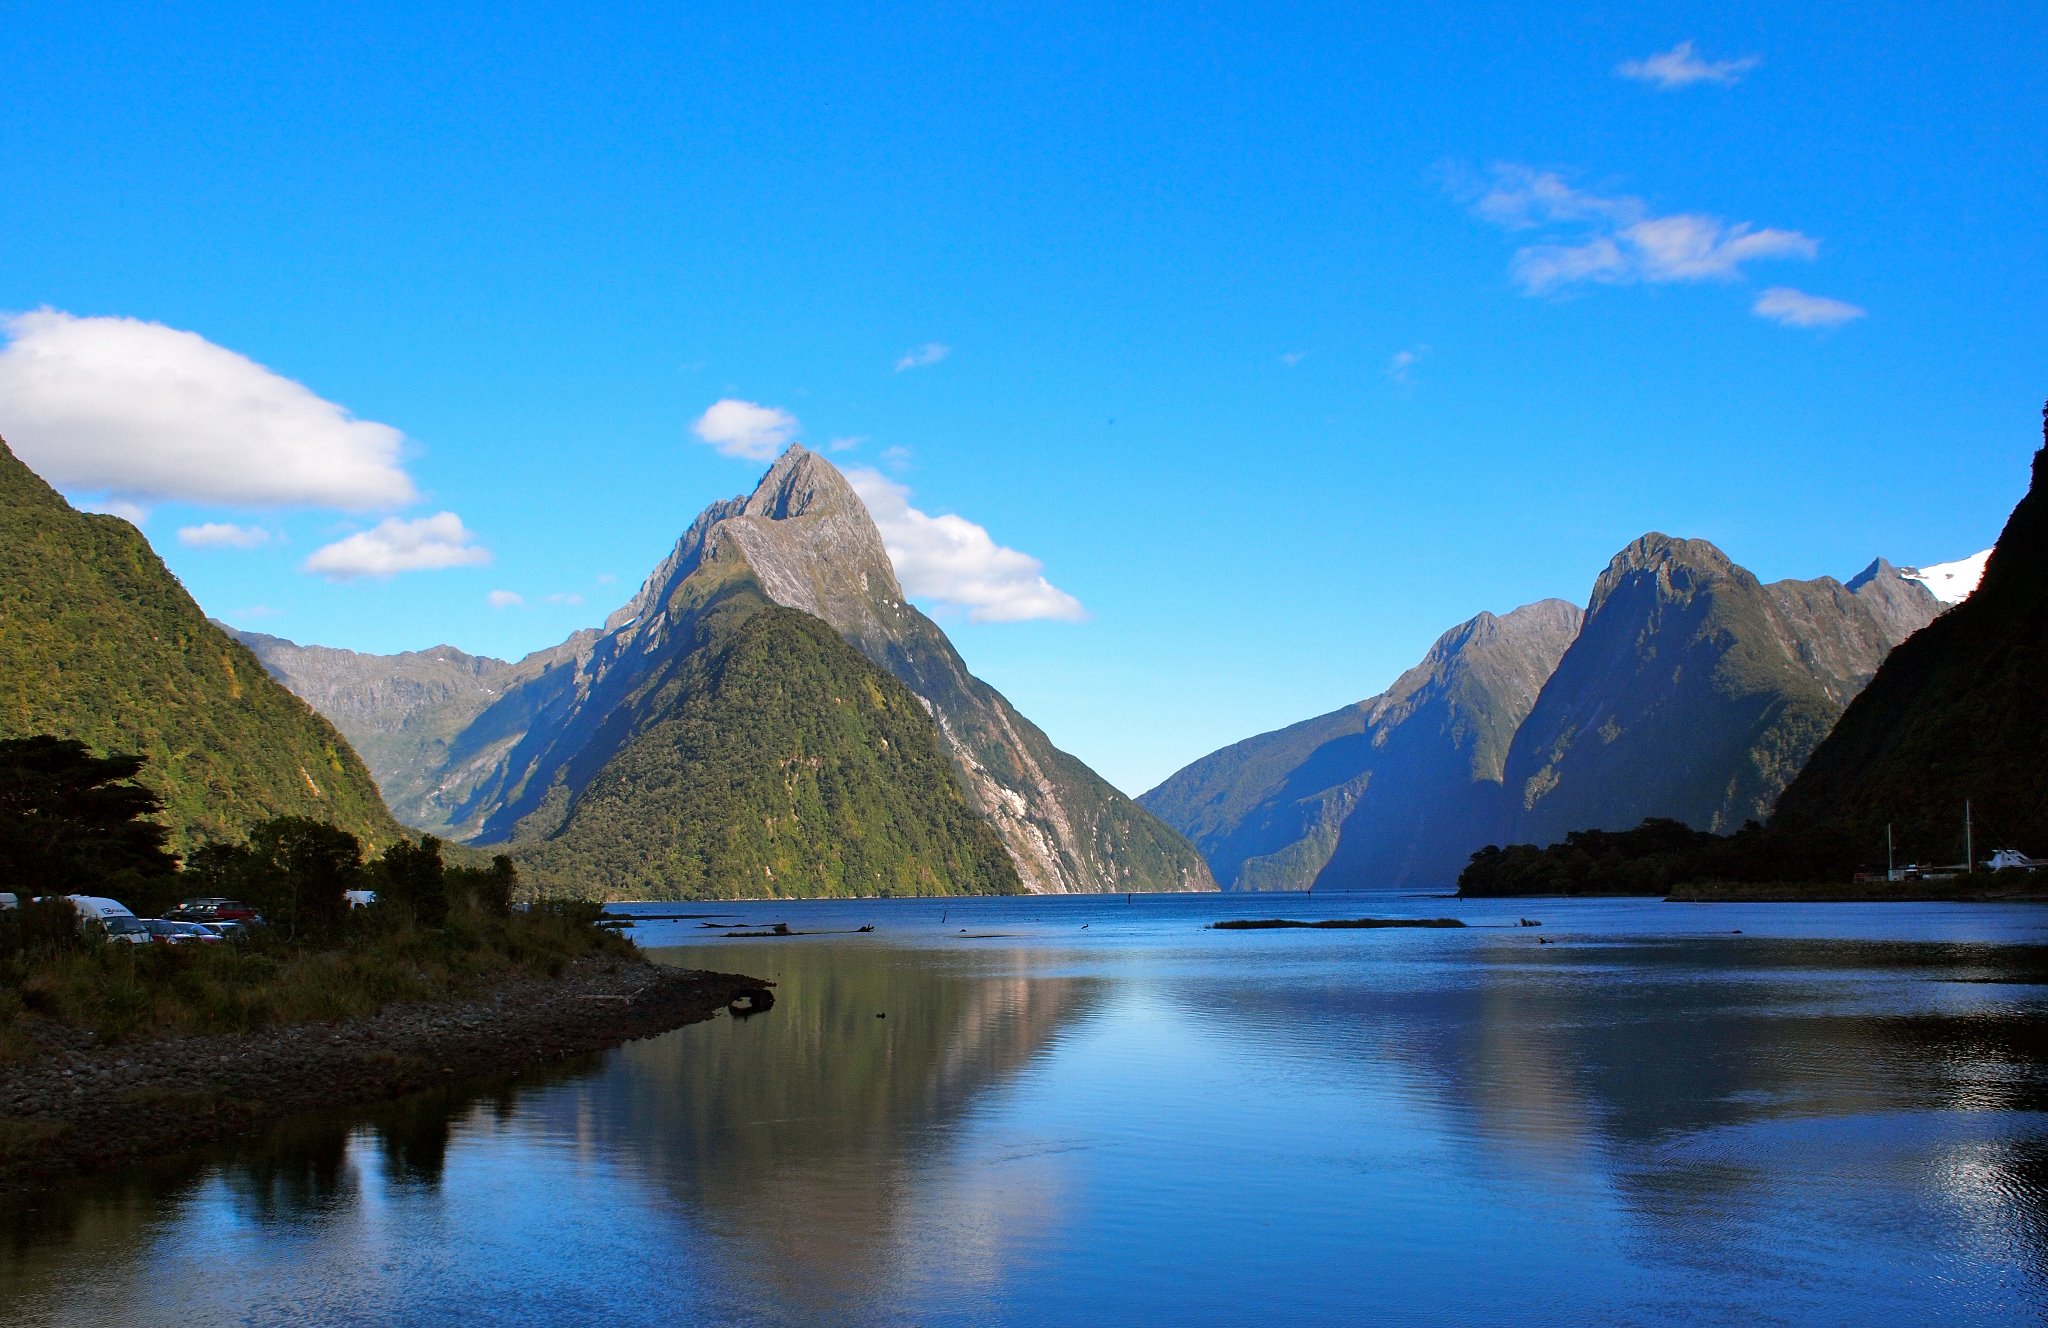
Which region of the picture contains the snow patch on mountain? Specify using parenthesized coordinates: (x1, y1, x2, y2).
(1900, 550, 1992, 605)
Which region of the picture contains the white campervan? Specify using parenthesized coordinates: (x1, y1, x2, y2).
(63, 895, 150, 945)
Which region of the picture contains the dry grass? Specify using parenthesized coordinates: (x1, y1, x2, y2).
(0, 905, 633, 1060)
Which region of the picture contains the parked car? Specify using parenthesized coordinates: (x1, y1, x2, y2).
(165, 897, 265, 926)
(99, 915, 153, 945)
(142, 918, 224, 945)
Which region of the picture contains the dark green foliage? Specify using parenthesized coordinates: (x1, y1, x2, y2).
(447, 855, 518, 918)
(0, 897, 88, 959)
(0, 735, 177, 898)
(377, 835, 449, 927)
(236, 817, 366, 940)
(1774, 409, 2048, 862)
(0, 437, 401, 854)
(1456, 817, 1869, 896)
(514, 585, 1022, 900)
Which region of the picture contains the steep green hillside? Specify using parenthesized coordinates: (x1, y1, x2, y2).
(1773, 414, 2048, 860)
(512, 579, 1021, 900)
(0, 438, 401, 854)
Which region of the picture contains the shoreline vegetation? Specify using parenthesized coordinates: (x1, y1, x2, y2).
(1456, 817, 2048, 902)
(0, 955, 767, 1200)
(0, 736, 772, 1200)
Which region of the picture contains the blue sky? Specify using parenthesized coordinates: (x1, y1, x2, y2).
(3, 2, 2043, 795)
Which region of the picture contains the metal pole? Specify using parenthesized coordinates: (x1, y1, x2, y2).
(1966, 800, 1973, 874)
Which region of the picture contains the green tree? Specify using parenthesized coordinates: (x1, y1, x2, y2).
(377, 835, 449, 927)
(242, 817, 364, 939)
(0, 735, 177, 898)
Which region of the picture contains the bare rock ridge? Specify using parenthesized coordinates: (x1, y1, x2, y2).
(238, 448, 1210, 895)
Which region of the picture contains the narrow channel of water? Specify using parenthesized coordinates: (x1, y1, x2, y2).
(4, 895, 2045, 1325)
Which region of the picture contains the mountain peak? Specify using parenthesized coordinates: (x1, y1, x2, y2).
(743, 444, 856, 521)
(1588, 533, 1741, 613)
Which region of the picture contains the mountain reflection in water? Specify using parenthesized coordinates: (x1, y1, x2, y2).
(1, 895, 2044, 1327)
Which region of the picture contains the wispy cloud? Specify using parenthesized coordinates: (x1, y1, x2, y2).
(690, 398, 799, 461)
(544, 591, 585, 605)
(230, 605, 281, 621)
(826, 435, 866, 453)
(486, 589, 524, 609)
(0, 309, 415, 509)
(1279, 350, 1307, 368)
(1752, 287, 1867, 328)
(845, 469, 1086, 624)
(1618, 41, 1760, 90)
(879, 445, 914, 472)
(303, 512, 491, 580)
(1469, 165, 1818, 295)
(1388, 346, 1429, 384)
(893, 342, 951, 372)
(178, 522, 272, 549)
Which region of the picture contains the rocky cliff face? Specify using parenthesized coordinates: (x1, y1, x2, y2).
(561, 447, 1209, 893)
(1141, 600, 1582, 890)
(1500, 535, 1941, 843)
(242, 447, 1209, 894)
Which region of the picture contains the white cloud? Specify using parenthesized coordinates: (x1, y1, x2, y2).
(595, 572, 618, 585)
(178, 522, 272, 549)
(1752, 287, 1867, 328)
(303, 512, 491, 580)
(1618, 41, 1760, 89)
(879, 445, 914, 472)
(0, 309, 416, 509)
(544, 591, 584, 605)
(1472, 165, 1819, 295)
(1387, 347, 1429, 384)
(845, 469, 1086, 624)
(691, 398, 799, 461)
(826, 435, 866, 452)
(79, 498, 149, 524)
(1280, 350, 1307, 367)
(486, 589, 525, 609)
(893, 342, 951, 372)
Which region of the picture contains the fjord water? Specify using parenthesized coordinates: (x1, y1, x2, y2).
(6, 896, 2046, 1326)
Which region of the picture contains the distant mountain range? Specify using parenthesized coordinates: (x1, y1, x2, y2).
(0, 435, 400, 854)
(235, 448, 1212, 898)
(1143, 535, 1972, 891)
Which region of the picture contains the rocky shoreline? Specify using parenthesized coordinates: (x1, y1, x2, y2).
(0, 956, 769, 1200)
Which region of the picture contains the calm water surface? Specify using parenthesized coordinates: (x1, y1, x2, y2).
(5, 894, 2047, 1326)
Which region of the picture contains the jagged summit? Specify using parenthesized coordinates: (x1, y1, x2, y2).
(1588, 533, 1744, 613)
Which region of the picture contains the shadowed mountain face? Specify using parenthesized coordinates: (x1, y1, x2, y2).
(240, 448, 1210, 896)
(1146, 535, 1941, 891)
(1141, 601, 1582, 891)
(0, 437, 400, 853)
(1773, 418, 2048, 859)
(1501, 535, 1941, 844)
